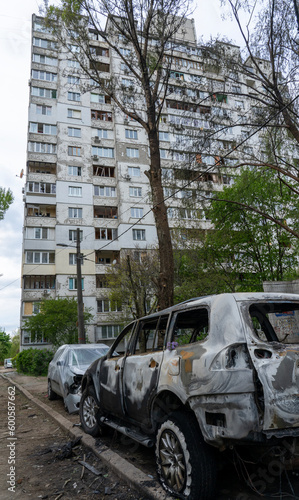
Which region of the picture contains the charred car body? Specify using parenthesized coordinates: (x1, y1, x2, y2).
(47, 343, 109, 413)
(79, 293, 299, 499)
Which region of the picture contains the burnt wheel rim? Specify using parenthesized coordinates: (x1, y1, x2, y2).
(159, 429, 186, 492)
(82, 395, 97, 429)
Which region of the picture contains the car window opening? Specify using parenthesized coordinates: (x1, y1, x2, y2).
(249, 303, 299, 344)
(172, 308, 209, 346)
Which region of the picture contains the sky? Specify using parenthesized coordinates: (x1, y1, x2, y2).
(0, 0, 245, 337)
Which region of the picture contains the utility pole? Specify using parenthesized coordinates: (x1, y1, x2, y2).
(76, 227, 85, 343)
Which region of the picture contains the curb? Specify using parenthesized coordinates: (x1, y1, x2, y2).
(1, 374, 170, 500)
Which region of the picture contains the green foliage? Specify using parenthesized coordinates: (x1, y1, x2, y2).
(0, 187, 13, 221)
(106, 251, 159, 319)
(24, 297, 93, 348)
(10, 333, 20, 358)
(15, 348, 54, 376)
(0, 330, 12, 364)
(174, 166, 299, 302)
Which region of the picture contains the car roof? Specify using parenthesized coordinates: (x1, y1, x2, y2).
(59, 343, 109, 350)
(134, 292, 299, 322)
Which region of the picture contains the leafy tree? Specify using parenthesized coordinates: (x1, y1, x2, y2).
(10, 332, 20, 359)
(182, 0, 299, 242)
(174, 166, 299, 301)
(23, 298, 93, 348)
(0, 329, 12, 364)
(106, 249, 159, 320)
(43, 0, 193, 310)
(0, 187, 13, 221)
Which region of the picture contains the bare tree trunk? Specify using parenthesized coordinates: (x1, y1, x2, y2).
(148, 128, 174, 310)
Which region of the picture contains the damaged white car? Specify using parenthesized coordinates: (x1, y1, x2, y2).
(79, 293, 299, 499)
(47, 343, 109, 413)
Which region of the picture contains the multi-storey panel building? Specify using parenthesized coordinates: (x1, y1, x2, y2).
(21, 13, 281, 349)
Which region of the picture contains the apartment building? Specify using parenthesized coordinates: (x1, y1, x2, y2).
(20, 13, 269, 349)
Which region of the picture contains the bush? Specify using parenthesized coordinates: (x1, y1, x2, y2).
(15, 348, 54, 376)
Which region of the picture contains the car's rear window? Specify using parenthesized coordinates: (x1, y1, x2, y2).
(249, 302, 299, 343)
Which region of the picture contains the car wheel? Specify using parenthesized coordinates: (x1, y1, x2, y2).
(156, 412, 216, 500)
(47, 379, 57, 401)
(79, 385, 102, 437)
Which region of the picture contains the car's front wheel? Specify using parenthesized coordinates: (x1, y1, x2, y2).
(47, 379, 57, 400)
(155, 412, 216, 500)
(79, 385, 102, 437)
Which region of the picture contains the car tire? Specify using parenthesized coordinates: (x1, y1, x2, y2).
(79, 385, 102, 437)
(47, 379, 57, 401)
(155, 412, 216, 500)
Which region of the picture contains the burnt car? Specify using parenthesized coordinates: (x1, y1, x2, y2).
(47, 343, 109, 413)
(79, 293, 299, 499)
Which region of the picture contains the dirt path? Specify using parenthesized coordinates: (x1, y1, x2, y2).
(3, 370, 299, 499)
(0, 375, 148, 500)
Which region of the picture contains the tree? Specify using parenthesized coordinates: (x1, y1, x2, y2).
(23, 298, 93, 348)
(196, 0, 299, 238)
(174, 165, 299, 301)
(10, 331, 20, 359)
(0, 187, 13, 221)
(44, 0, 192, 310)
(0, 329, 12, 364)
(106, 249, 159, 319)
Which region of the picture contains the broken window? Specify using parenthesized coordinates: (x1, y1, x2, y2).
(249, 303, 299, 344)
(91, 61, 110, 72)
(91, 110, 112, 121)
(23, 275, 56, 289)
(95, 228, 117, 240)
(96, 274, 108, 288)
(134, 316, 169, 354)
(93, 165, 115, 177)
(94, 206, 117, 218)
(172, 308, 209, 346)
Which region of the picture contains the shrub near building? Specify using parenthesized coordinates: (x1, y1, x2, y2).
(15, 348, 54, 376)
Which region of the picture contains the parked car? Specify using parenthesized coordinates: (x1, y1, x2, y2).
(4, 358, 13, 369)
(47, 343, 109, 413)
(79, 293, 299, 499)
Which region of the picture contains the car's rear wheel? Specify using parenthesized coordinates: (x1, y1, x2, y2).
(80, 385, 102, 437)
(156, 412, 216, 500)
(47, 379, 57, 400)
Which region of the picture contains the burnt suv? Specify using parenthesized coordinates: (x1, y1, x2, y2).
(79, 293, 299, 499)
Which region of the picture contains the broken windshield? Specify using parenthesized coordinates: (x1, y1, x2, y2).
(69, 347, 109, 367)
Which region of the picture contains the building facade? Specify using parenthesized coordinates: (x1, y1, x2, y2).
(20, 13, 284, 349)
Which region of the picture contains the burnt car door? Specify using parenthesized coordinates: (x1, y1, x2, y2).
(242, 300, 299, 432)
(99, 323, 136, 418)
(122, 315, 169, 426)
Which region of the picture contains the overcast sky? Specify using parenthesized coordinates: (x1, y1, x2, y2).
(0, 0, 244, 337)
